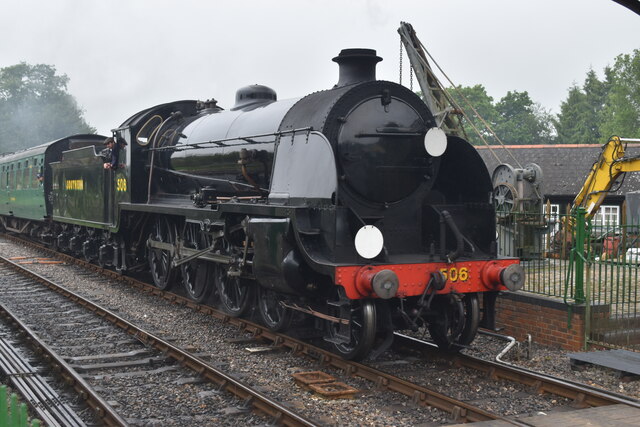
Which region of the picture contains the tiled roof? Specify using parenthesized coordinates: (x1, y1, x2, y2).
(476, 144, 640, 198)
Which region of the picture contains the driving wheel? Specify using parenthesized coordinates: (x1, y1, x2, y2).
(181, 223, 214, 303)
(148, 216, 178, 290)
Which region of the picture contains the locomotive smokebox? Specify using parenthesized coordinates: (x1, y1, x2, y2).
(332, 48, 382, 87)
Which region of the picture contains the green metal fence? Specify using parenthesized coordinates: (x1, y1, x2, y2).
(586, 218, 640, 350)
(497, 208, 640, 351)
(496, 209, 577, 299)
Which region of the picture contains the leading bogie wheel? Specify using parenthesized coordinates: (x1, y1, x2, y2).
(428, 293, 480, 351)
(326, 299, 377, 360)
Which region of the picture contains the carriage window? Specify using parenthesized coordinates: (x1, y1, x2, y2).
(34, 166, 43, 187)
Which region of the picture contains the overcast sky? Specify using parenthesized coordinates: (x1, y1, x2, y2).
(2, 0, 638, 136)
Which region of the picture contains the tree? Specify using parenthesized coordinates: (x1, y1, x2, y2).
(448, 84, 500, 145)
(450, 85, 554, 145)
(555, 68, 612, 144)
(555, 85, 591, 144)
(0, 63, 95, 153)
(494, 90, 555, 145)
(599, 50, 640, 140)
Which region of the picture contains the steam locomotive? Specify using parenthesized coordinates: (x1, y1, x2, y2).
(0, 48, 523, 360)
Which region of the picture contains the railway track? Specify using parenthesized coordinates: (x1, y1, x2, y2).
(2, 233, 639, 425)
(0, 253, 317, 426)
(0, 309, 92, 426)
(0, 236, 506, 424)
(392, 333, 640, 410)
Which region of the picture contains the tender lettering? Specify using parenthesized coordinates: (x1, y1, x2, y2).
(65, 179, 84, 190)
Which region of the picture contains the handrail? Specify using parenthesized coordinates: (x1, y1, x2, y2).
(148, 127, 313, 153)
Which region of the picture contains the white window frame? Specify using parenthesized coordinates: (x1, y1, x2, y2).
(592, 205, 620, 226)
(544, 203, 560, 218)
(542, 203, 561, 251)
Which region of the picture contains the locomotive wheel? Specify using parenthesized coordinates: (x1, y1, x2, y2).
(96, 231, 108, 268)
(257, 287, 292, 331)
(71, 226, 85, 256)
(148, 216, 178, 290)
(83, 228, 97, 263)
(327, 299, 377, 360)
(428, 293, 479, 351)
(459, 293, 481, 346)
(181, 223, 214, 303)
(215, 264, 252, 317)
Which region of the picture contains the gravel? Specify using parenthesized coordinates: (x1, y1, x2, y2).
(465, 333, 640, 399)
(1, 237, 638, 426)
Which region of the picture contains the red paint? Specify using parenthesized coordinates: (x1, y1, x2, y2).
(335, 259, 520, 300)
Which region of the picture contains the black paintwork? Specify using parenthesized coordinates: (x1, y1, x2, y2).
(1, 49, 498, 301)
(102, 49, 496, 290)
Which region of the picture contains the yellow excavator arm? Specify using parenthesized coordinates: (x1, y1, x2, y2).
(573, 136, 640, 220)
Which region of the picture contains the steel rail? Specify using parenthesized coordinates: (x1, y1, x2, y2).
(119, 272, 640, 422)
(0, 253, 318, 427)
(1, 234, 513, 424)
(0, 265, 127, 426)
(5, 234, 640, 421)
(393, 333, 640, 410)
(94, 292, 508, 424)
(0, 313, 86, 427)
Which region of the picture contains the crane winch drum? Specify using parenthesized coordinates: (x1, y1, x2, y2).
(492, 163, 543, 218)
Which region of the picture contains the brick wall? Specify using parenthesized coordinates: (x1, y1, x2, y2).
(492, 292, 609, 351)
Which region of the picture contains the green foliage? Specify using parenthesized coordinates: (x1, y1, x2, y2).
(447, 49, 639, 146)
(555, 68, 612, 144)
(555, 85, 591, 144)
(0, 63, 95, 153)
(448, 84, 497, 145)
(556, 50, 640, 144)
(599, 50, 640, 140)
(449, 85, 554, 145)
(495, 90, 555, 145)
